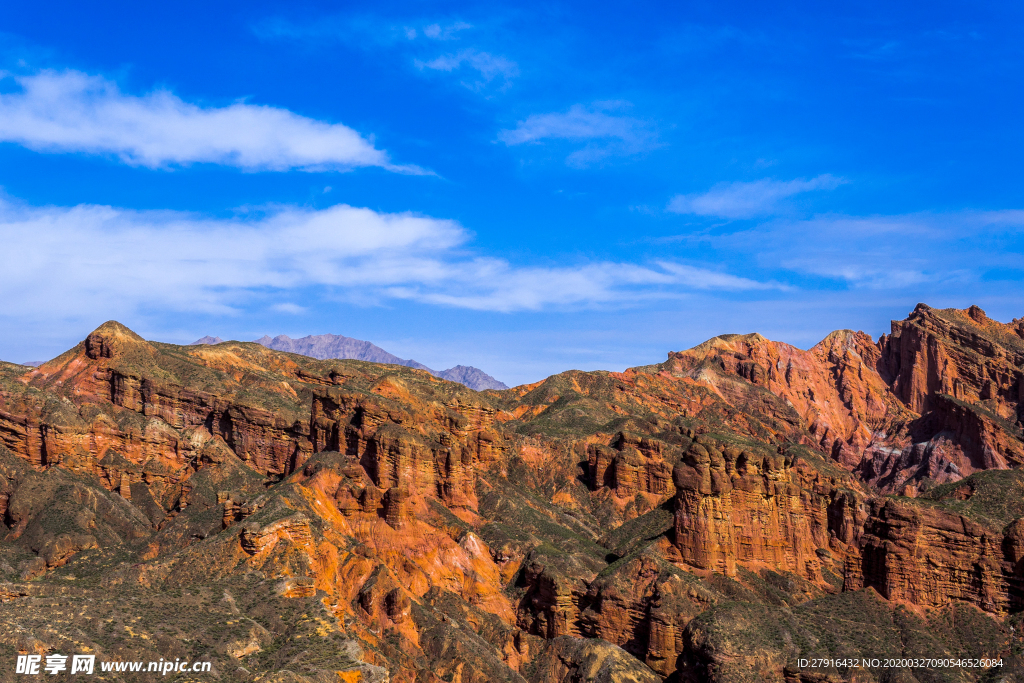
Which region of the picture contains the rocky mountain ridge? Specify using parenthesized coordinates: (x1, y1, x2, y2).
(0, 304, 1019, 682)
(191, 332, 509, 391)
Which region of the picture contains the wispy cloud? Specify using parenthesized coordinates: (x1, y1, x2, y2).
(416, 21, 473, 41)
(415, 49, 518, 89)
(0, 197, 780, 328)
(254, 16, 472, 45)
(0, 70, 423, 173)
(389, 260, 775, 312)
(655, 262, 780, 291)
(270, 303, 308, 315)
(846, 39, 901, 61)
(499, 102, 657, 167)
(708, 210, 1024, 290)
(256, 15, 515, 93)
(667, 175, 846, 219)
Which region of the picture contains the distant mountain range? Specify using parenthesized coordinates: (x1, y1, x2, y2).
(190, 333, 509, 391)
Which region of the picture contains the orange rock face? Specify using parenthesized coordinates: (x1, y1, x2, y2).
(586, 434, 675, 500)
(843, 497, 1021, 613)
(659, 329, 911, 469)
(658, 305, 1024, 493)
(0, 324, 314, 490)
(882, 305, 1024, 418)
(310, 384, 501, 512)
(671, 442, 829, 581)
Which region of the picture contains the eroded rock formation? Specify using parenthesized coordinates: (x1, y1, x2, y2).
(0, 305, 1020, 682)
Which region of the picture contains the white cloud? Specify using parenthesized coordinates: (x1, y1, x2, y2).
(421, 21, 473, 40)
(667, 175, 846, 219)
(705, 210, 1024, 290)
(0, 70, 423, 173)
(388, 260, 775, 312)
(0, 197, 780, 326)
(270, 303, 308, 314)
(654, 262, 780, 291)
(255, 15, 508, 93)
(498, 102, 657, 166)
(415, 49, 518, 88)
(255, 16, 472, 45)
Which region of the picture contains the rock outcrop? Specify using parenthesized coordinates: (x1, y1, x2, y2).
(670, 441, 830, 582)
(655, 305, 1024, 493)
(844, 498, 1011, 612)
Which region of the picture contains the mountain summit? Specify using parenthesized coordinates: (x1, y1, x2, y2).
(191, 332, 509, 390)
(190, 335, 223, 345)
(250, 333, 432, 372)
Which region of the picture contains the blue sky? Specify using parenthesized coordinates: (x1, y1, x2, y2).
(1, 1, 1023, 385)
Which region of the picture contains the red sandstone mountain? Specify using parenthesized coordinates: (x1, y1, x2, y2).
(655, 304, 1024, 490)
(0, 304, 1020, 682)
